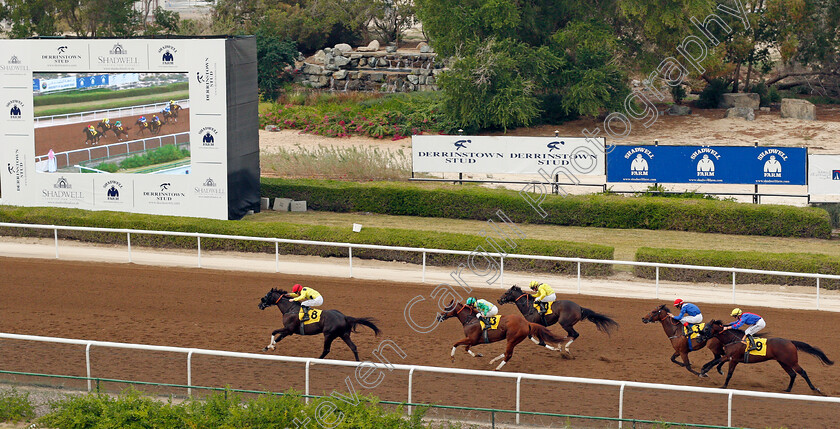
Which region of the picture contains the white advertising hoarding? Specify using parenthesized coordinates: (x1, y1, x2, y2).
(0, 38, 231, 219)
(412, 135, 606, 177)
(808, 154, 840, 200)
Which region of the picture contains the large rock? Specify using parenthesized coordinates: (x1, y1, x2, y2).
(366, 40, 380, 51)
(417, 42, 430, 53)
(302, 63, 323, 75)
(332, 70, 348, 80)
(720, 93, 760, 109)
(333, 43, 353, 55)
(385, 45, 397, 53)
(312, 50, 326, 64)
(780, 98, 816, 120)
(407, 74, 419, 84)
(667, 104, 692, 115)
(368, 72, 384, 82)
(724, 107, 755, 121)
(334, 56, 350, 67)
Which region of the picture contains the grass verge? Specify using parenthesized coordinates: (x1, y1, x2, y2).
(635, 247, 840, 288)
(0, 389, 35, 423)
(0, 206, 614, 276)
(35, 90, 189, 117)
(260, 178, 833, 238)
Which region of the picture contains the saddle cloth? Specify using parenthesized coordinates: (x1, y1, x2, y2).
(479, 315, 502, 330)
(533, 301, 554, 315)
(683, 323, 705, 339)
(298, 308, 322, 325)
(748, 338, 768, 356)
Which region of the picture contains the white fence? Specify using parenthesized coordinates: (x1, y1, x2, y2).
(1, 332, 838, 428)
(35, 99, 189, 127)
(1, 222, 839, 310)
(34, 132, 189, 170)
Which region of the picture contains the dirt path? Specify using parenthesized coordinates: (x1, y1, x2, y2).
(0, 257, 838, 428)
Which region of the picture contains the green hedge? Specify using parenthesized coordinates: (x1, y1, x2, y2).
(634, 247, 840, 288)
(33, 82, 189, 106)
(260, 178, 833, 238)
(0, 206, 613, 276)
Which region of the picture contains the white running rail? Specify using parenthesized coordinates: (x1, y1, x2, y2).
(35, 132, 189, 169)
(0, 332, 838, 428)
(0, 222, 838, 310)
(35, 99, 189, 127)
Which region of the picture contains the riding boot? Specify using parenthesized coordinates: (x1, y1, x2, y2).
(479, 316, 489, 330)
(747, 335, 757, 351)
(300, 305, 310, 322)
(538, 302, 547, 315)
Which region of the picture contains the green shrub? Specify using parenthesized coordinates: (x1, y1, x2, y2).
(40, 388, 434, 428)
(0, 388, 35, 422)
(635, 247, 840, 288)
(813, 203, 840, 229)
(0, 205, 613, 276)
(768, 86, 781, 103)
(696, 78, 731, 109)
(33, 82, 188, 107)
(670, 85, 686, 105)
(119, 145, 190, 170)
(751, 82, 770, 107)
(88, 162, 119, 173)
(260, 178, 833, 238)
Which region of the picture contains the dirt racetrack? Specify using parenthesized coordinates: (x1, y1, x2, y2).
(34, 109, 191, 167)
(1, 257, 839, 428)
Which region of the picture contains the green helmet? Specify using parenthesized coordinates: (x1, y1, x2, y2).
(465, 297, 476, 306)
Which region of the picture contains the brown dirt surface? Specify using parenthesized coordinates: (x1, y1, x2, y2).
(34, 109, 191, 166)
(0, 257, 838, 427)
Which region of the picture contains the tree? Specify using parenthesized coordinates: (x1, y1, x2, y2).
(371, 0, 416, 45)
(255, 27, 299, 101)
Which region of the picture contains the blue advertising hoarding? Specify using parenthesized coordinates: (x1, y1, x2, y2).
(607, 145, 807, 185)
(76, 74, 109, 88)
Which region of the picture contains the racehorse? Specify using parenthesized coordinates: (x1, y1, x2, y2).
(437, 300, 568, 371)
(498, 285, 619, 354)
(136, 118, 161, 136)
(168, 103, 182, 122)
(642, 304, 725, 377)
(97, 121, 113, 137)
(111, 125, 130, 141)
(258, 288, 381, 361)
(704, 320, 833, 394)
(83, 127, 101, 145)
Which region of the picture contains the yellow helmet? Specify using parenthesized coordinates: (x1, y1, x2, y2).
(529, 280, 540, 289)
(731, 308, 742, 317)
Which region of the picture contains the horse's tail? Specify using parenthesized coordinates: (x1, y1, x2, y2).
(529, 323, 566, 345)
(581, 307, 619, 335)
(347, 317, 381, 336)
(792, 340, 834, 365)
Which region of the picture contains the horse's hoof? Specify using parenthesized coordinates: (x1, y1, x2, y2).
(475, 353, 483, 358)
(698, 373, 709, 378)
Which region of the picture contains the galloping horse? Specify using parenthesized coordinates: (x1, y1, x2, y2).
(111, 124, 130, 141)
(259, 288, 381, 361)
(437, 300, 568, 371)
(498, 285, 618, 354)
(83, 127, 101, 145)
(642, 304, 725, 377)
(97, 120, 113, 137)
(136, 118, 161, 136)
(168, 103, 182, 122)
(704, 320, 833, 394)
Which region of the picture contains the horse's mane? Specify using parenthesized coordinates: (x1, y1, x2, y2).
(510, 285, 523, 292)
(709, 319, 746, 336)
(269, 288, 288, 296)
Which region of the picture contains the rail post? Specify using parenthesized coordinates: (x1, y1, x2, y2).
(54, 228, 59, 258)
(732, 271, 736, 303)
(407, 367, 415, 415)
(728, 391, 733, 427)
(349, 246, 353, 278)
(85, 342, 92, 392)
(127, 233, 132, 263)
(305, 360, 311, 404)
(197, 236, 201, 268)
(516, 375, 521, 424)
(618, 382, 626, 428)
(817, 278, 821, 310)
(500, 256, 504, 287)
(187, 350, 194, 397)
(422, 251, 426, 283)
(655, 266, 660, 299)
(577, 261, 581, 293)
(275, 241, 279, 273)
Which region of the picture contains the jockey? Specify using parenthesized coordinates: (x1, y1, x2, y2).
(152, 115, 161, 124)
(163, 106, 171, 113)
(670, 299, 703, 334)
(724, 308, 765, 351)
(288, 284, 323, 322)
(87, 125, 96, 134)
(466, 297, 498, 330)
(103, 118, 110, 124)
(529, 280, 555, 315)
(139, 116, 147, 123)
(115, 120, 122, 128)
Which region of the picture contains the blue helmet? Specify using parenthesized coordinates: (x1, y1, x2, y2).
(140, 116, 146, 121)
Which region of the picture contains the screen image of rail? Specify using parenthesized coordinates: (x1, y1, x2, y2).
(33, 72, 191, 175)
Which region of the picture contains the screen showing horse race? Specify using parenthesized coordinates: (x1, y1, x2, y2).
(0, 37, 259, 220)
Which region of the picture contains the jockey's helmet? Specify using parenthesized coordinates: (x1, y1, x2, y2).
(104, 118, 109, 123)
(88, 125, 94, 130)
(529, 280, 540, 290)
(140, 116, 146, 121)
(292, 284, 303, 294)
(170, 100, 174, 104)
(115, 121, 121, 126)
(674, 298, 684, 307)
(466, 297, 476, 306)
(731, 308, 742, 317)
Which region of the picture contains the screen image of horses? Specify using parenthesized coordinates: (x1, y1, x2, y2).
(33, 72, 191, 175)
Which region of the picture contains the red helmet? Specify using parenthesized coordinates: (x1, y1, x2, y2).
(292, 284, 303, 293)
(674, 298, 684, 307)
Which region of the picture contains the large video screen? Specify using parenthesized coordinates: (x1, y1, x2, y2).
(0, 38, 258, 220)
